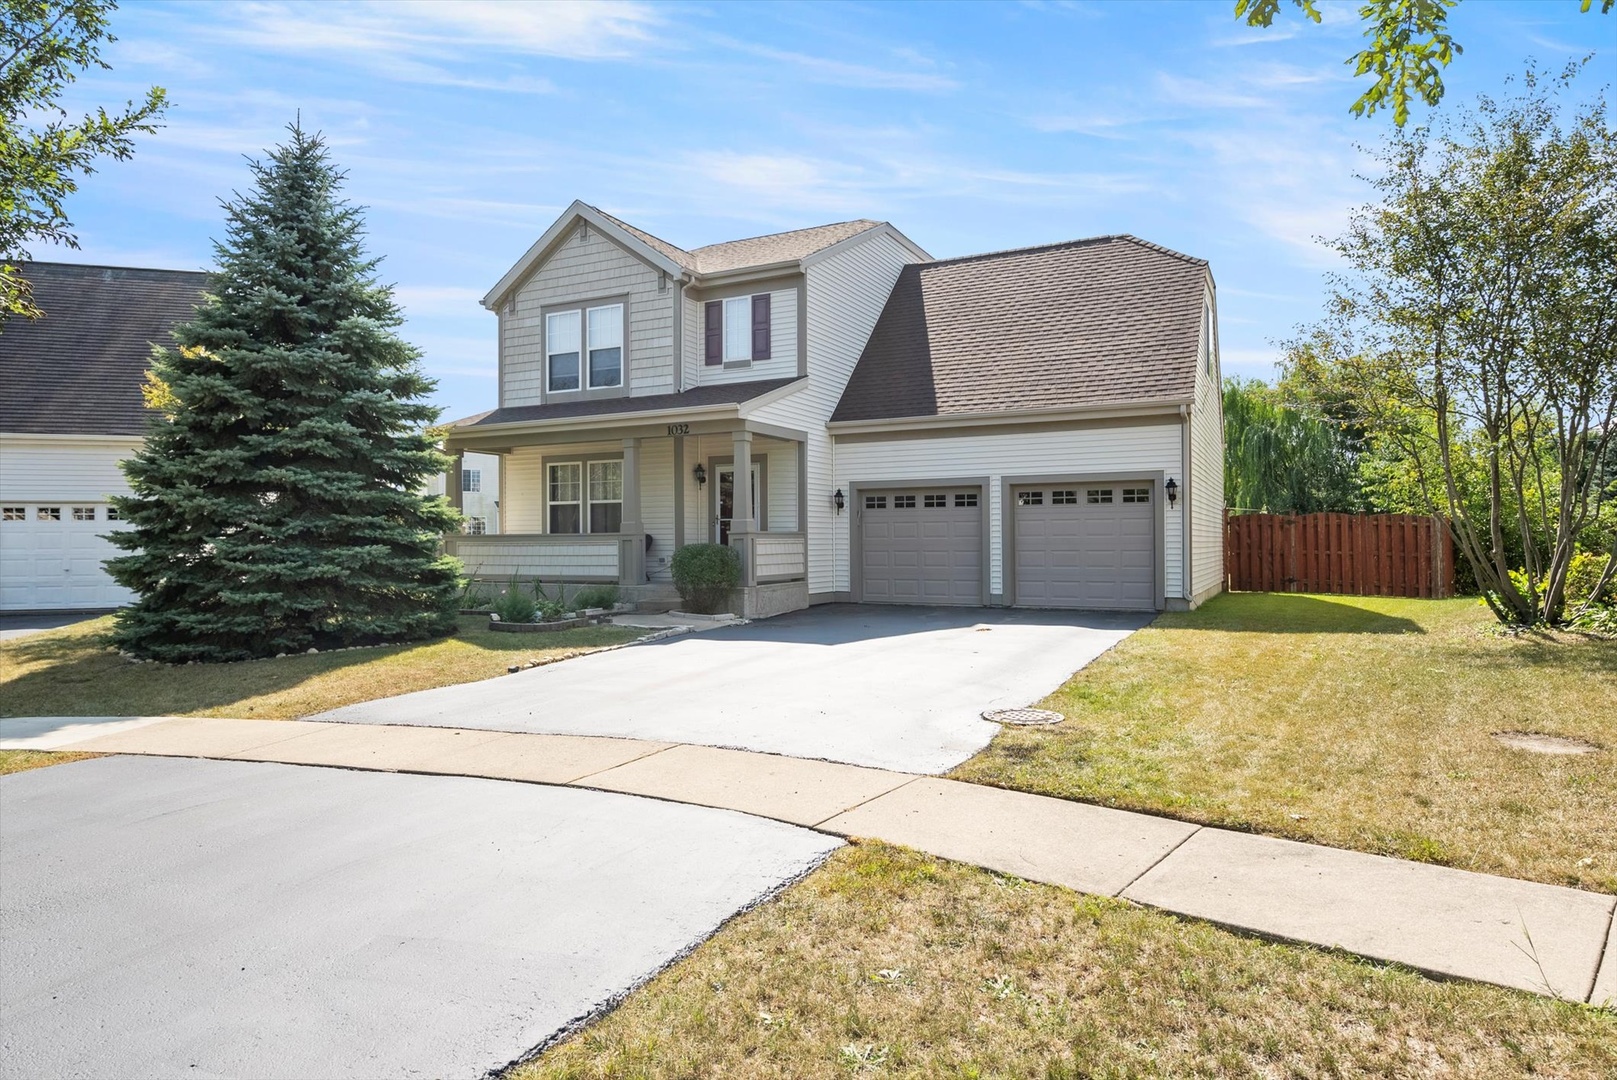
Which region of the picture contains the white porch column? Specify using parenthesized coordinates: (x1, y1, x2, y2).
(619, 437, 645, 585)
(730, 428, 755, 587)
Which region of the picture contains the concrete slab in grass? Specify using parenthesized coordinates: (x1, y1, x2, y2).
(579, 743, 916, 827)
(819, 777, 1200, 896)
(65, 717, 330, 758)
(0, 715, 175, 751)
(1592, 925, 1616, 1008)
(1122, 828, 1616, 1001)
(225, 723, 509, 771)
(404, 731, 674, 785)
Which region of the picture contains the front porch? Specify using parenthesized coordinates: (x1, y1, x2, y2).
(443, 419, 811, 617)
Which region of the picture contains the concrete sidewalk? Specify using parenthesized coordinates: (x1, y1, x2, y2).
(9, 715, 1615, 1007)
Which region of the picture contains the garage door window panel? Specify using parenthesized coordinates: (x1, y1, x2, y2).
(2, 507, 23, 521)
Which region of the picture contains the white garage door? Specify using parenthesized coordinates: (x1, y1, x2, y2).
(1014, 484, 1155, 611)
(0, 504, 134, 611)
(858, 487, 982, 606)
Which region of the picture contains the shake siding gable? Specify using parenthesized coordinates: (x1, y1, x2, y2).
(747, 232, 914, 595)
(499, 230, 674, 407)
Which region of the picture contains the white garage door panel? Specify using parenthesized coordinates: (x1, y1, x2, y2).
(859, 488, 981, 607)
(1014, 487, 1155, 611)
(0, 511, 134, 611)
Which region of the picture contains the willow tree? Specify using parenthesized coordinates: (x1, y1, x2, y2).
(1306, 65, 1617, 626)
(107, 124, 461, 662)
(1223, 378, 1362, 513)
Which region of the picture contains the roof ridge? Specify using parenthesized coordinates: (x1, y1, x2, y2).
(688, 218, 881, 254)
(586, 205, 695, 260)
(917, 234, 1207, 269)
(20, 260, 212, 277)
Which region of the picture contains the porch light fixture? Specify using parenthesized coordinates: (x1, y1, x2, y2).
(1165, 478, 1179, 507)
(693, 463, 707, 488)
(833, 488, 845, 514)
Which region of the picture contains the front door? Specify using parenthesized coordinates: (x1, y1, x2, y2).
(714, 464, 760, 545)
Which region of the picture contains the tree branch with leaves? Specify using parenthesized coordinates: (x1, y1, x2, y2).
(1, 0, 167, 320)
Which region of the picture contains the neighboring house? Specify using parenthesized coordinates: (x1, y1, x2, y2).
(0, 263, 209, 613)
(424, 451, 501, 534)
(442, 201, 1223, 616)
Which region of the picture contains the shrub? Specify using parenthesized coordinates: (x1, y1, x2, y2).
(493, 576, 538, 623)
(670, 543, 741, 614)
(570, 584, 620, 610)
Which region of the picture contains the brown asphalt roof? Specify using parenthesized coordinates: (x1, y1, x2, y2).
(451, 378, 803, 430)
(831, 235, 1209, 423)
(590, 207, 880, 275)
(0, 262, 210, 436)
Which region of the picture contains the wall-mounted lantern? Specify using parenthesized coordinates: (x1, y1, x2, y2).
(832, 489, 845, 514)
(1165, 477, 1179, 507)
(693, 463, 707, 488)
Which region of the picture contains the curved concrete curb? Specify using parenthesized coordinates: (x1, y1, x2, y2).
(6, 715, 1615, 1006)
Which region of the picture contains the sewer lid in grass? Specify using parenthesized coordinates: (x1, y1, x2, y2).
(985, 708, 1064, 727)
(1491, 731, 1601, 755)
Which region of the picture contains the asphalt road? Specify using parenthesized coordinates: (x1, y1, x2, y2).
(318, 604, 1150, 773)
(0, 755, 838, 1080)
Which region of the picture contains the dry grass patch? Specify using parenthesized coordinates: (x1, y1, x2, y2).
(952, 593, 1617, 892)
(0, 749, 100, 775)
(0, 615, 644, 721)
(520, 843, 1616, 1079)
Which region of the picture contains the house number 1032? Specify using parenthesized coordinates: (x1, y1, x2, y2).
(665, 423, 690, 436)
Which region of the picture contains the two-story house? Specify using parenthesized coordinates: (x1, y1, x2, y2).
(441, 201, 1224, 617)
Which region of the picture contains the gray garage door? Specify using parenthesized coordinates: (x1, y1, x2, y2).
(858, 488, 982, 606)
(1013, 484, 1155, 610)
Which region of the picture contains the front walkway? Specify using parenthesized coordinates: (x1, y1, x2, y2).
(10, 714, 1613, 1007)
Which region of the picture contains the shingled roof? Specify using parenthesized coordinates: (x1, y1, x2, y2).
(452, 377, 802, 430)
(591, 207, 881, 275)
(1, 262, 210, 436)
(831, 236, 1209, 423)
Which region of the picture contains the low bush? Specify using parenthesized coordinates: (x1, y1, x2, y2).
(570, 584, 620, 610)
(493, 576, 538, 623)
(670, 544, 741, 614)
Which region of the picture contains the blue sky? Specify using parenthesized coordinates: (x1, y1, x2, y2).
(48, 0, 1613, 422)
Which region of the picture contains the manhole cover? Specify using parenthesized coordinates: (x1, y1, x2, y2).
(984, 708, 1065, 727)
(1491, 731, 1601, 755)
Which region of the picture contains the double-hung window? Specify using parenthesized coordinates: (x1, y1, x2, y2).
(461, 469, 481, 493)
(546, 303, 624, 394)
(703, 293, 772, 366)
(547, 460, 623, 534)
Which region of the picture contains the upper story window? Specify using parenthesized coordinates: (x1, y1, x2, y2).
(1203, 301, 1215, 375)
(546, 302, 624, 394)
(704, 293, 772, 367)
(462, 469, 481, 493)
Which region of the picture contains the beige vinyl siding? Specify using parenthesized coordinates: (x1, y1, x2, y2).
(503, 439, 677, 575)
(0, 436, 141, 502)
(1189, 286, 1224, 603)
(747, 232, 915, 595)
(677, 432, 800, 543)
(697, 288, 799, 386)
(639, 436, 676, 580)
(500, 230, 674, 407)
(832, 421, 1186, 599)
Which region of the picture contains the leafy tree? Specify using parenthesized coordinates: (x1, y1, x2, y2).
(1293, 65, 1617, 626)
(1, 0, 166, 319)
(1235, 0, 1611, 127)
(107, 124, 463, 662)
(1223, 377, 1363, 513)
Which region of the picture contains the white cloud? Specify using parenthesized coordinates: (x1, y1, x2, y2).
(391, 285, 487, 317)
(717, 40, 958, 92)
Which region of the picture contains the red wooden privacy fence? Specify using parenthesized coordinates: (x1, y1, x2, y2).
(1224, 511, 1455, 598)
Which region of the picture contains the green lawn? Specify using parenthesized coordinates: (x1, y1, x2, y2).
(0, 614, 643, 723)
(521, 842, 1617, 1079)
(952, 593, 1617, 892)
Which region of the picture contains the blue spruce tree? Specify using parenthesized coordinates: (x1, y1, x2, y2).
(108, 124, 461, 661)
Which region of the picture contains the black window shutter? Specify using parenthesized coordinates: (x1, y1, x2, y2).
(704, 301, 722, 366)
(751, 293, 771, 361)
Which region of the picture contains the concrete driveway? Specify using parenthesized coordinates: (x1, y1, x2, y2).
(319, 604, 1150, 773)
(0, 755, 837, 1080)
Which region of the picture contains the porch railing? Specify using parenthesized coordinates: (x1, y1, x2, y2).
(446, 533, 620, 583)
(743, 532, 807, 585)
